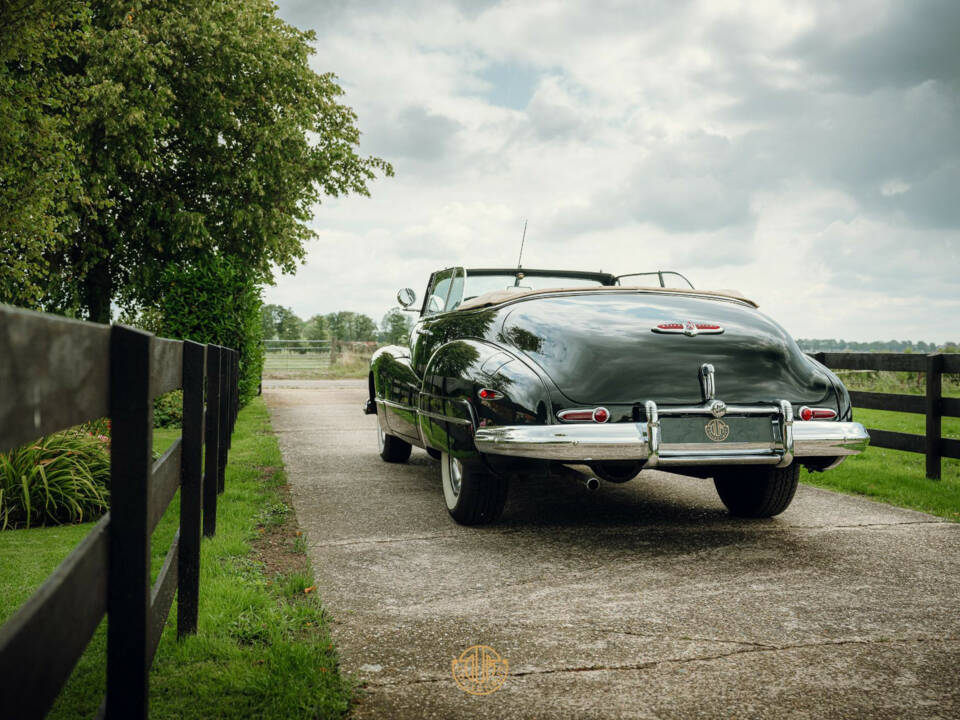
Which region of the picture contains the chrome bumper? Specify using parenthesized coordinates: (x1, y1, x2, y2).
(473, 400, 869, 468)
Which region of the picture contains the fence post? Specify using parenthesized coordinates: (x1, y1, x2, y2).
(203, 345, 222, 537)
(228, 350, 237, 446)
(178, 341, 205, 638)
(926, 353, 943, 480)
(107, 325, 153, 720)
(218, 348, 230, 494)
(233, 350, 239, 434)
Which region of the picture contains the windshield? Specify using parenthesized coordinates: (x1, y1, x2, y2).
(615, 271, 694, 289)
(460, 273, 604, 305)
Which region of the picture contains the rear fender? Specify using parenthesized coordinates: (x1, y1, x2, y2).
(421, 340, 551, 460)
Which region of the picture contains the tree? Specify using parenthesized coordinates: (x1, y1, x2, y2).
(325, 311, 377, 341)
(260, 304, 285, 340)
(35, 0, 391, 322)
(277, 310, 304, 340)
(0, 1, 88, 308)
(379, 309, 412, 345)
(303, 314, 328, 342)
(157, 255, 264, 405)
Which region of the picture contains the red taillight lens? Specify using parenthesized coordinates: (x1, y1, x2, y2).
(558, 409, 593, 421)
(798, 406, 837, 421)
(478, 388, 503, 400)
(558, 407, 610, 423)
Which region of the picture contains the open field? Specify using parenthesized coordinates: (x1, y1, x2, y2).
(0, 400, 351, 719)
(801, 406, 960, 522)
(262, 350, 372, 380)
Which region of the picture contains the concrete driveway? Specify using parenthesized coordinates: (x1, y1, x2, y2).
(264, 380, 960, 719)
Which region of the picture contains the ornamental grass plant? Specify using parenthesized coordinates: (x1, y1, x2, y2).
(0, 429, 110, 529)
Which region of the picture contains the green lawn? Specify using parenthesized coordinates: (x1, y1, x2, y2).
(801, 406, 960, 521)
(0, 399, 352, 719)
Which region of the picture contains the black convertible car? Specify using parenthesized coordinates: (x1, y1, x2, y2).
(365, 267, 869, 525)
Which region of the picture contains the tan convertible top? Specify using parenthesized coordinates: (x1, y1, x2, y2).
(456, 285, 758, 312)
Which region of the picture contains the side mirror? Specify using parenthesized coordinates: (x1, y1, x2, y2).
(397, 288, 417, 308)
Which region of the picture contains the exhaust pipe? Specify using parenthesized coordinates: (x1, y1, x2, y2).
(557, 463, 601, 491)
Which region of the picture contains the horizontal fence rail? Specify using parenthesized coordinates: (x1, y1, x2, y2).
(0, 305, 240, 719)
(811, 352, 960, 480)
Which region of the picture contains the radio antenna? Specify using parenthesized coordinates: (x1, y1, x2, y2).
(516, 219, 528, 269)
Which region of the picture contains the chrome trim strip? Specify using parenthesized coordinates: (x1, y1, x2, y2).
(417, 392, 478, 430)
(418, 409, 473, 426)
(656, 404, 780, 416)
(375, 398, 417, 413)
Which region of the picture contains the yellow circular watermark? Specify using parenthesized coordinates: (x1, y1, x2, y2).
(451, 645, 509, 696)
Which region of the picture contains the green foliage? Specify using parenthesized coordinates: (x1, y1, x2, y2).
(154, 390, 184, 429)
(379, 308, 412, 345)
(255, 501, 290, 529)
(260, 304, 305, 341)
(277, 312, 304, 341)
(0, 1, 88, 308)
(3, 0, 391, 321)
(6, 0, 394, 356)
(0, 398, 355, 718)
(325, 310, 377, 341)
(0, 430, 110, 529)
(303, 314, 328, 342)
(157, 256, 264, 407)
(836, 370, 960, 398)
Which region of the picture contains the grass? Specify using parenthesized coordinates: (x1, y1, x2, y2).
(836, 369, 960, 397)
(800, 402, 960, 522)
(0, 398, 352, 719)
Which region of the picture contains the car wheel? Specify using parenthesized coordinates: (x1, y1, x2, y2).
(426, 447, 441, 460)
(713, 464, 799, 518)
(440, 452, 508, 525)
(377, 422, 411, 463)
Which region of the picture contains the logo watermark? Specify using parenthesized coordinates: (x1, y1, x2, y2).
(705, 418, 730, 442)
(451, 645, 509, 696)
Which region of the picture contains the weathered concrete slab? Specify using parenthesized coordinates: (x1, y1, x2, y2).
(265, 381, 960, 719)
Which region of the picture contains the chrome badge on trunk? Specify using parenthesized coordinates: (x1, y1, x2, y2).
(652, 321, 725, 337)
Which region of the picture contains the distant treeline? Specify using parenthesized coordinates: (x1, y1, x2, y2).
(798, 339, 959, 354)
(261, 304, 412, 346)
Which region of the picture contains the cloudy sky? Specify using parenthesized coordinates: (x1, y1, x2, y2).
(266, 0, 959, 343)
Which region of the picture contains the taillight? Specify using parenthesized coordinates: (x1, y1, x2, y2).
(798, 406, 837, 421)
(558, 407, 610, 423)
(478, 388, 503, 400)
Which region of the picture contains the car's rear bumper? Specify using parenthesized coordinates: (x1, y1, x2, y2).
(473, 400, 869, 468)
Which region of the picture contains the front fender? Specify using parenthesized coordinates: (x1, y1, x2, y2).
(370, 345, 420, 441)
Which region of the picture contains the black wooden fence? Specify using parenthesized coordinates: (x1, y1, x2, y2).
(0, 305, 240, 719)
(811, 352, 960, 480)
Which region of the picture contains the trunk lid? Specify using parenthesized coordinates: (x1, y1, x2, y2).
(498, 292, 831, 406)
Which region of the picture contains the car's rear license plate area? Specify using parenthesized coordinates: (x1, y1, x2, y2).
(659, 415, 777, 449)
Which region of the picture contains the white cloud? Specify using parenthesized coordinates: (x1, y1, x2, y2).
(267, 0, 960, 343)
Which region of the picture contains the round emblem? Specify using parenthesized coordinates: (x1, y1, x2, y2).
(452, 645, 509, 696)
(705, 418, 730, 442)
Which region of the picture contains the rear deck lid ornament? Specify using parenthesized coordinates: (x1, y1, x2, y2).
(653, 321, 724, 337)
